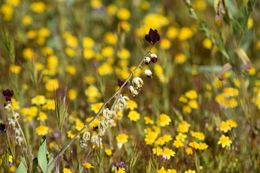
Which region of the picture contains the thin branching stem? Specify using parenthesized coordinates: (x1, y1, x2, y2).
(48, 46, 153, 168)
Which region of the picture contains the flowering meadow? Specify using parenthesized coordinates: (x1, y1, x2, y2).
(0, 0, 260, 172)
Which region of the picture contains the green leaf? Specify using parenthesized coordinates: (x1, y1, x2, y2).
(37, 137, 48, 173)
(16, 161, 27, 173)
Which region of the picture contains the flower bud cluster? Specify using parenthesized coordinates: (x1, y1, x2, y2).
(129, 53, 158, 96)
(5, 103, 24, 146)
(80, 96, 129, 148)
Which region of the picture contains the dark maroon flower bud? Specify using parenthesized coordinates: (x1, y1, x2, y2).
(117, 79, 128, 87)
(0, 123, 6, 132)
(2, 89, 14, 102)
(151, 57, 158, 63)
(145, 28, 160, 45)
(150, 53, 158, 63)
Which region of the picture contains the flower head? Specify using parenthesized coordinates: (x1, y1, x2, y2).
(218, 135, 232, 148)
(2, 89, 14, 101)
(145, 28, 160, 45)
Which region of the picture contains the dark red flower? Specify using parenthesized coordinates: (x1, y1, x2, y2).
(145, 28, 160, 45)
(2, 89, 14, 102)
(0, 123, 6, 132)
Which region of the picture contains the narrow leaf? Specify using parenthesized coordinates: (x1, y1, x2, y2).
(16, 161, 27, 173)
(37, 137, 48, 173)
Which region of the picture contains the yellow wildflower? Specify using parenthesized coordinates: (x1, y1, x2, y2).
(157, 113, 171, 127)
(36, 125, 48, 136)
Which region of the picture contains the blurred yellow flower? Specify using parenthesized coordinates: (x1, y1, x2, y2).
(91, 102, 103, 113)
(202, 38, 212, 49)
(83, 48, 95, 59)
(218, 135, 232, 148)
(37, 111, 47, 121)
(1, 4, 13, 21)
(23, 48, 35, 60)
(65, 65, 76, 75)
(145, 131, 158, 145)
(167, 26, 178, 39)
(75, 119, 84, 131)
(185, 147, 193, 155)
(136, 13, 169, 36)
(6, 0, 20, 7)
(144, 116, 154, 125)
(128, 110, 140, 121)
(191, 131, 205, 140)
(101, 46, 114, 58)
(185, 169, 196, 173)
(91, 0, 102, 9)
(116, 133, 128, 148)
(85, 85, 101, 102)
(22, 15, 32, 25)
(83, 162, 94, 169)
(177, 121, 190, 133)
(36, 125, 49, 136)
(247, 17, 253, 29)
(178, 27, 193, 41)
(31, 95, 46, 105)
(104, 32, 118, 45)
(175, 53, 187, 64)
(107, 4, 117, 15)
(31, 2, 46, 13)
(157, 113, 171, 127)
(115, 167, 125, 173)
(63, 168, 72, 173)
(160, 38, 171, 50)
(98, 63, 113, 76)
(83, 37, 95, 48)
(162, 147, 175, 159)
(9, 65, 21, 74)
(127, 100, 137, 110)
(117, 8, 131, 20)
(185, 90, 198, 99)
(105, 148, 112, 156)
(117, 48, 130, 59)
(45, 79, 59, 91)
(42, 99, 55, 110)
(155, 134, 172, 145)
(68, 89, 77, 101)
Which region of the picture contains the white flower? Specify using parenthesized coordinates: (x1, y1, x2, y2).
(91, 134, 102, 146)
(82, 131, 91, 141)
(144, 56, 151, 64)
(13, 112, 19, 119)
(129, 85, 139, 96)
(117, 95, 129, 109)
(132, 77, 143, 89)
(150, 53, 158, 59)
(8, 118, 15, 127)
(103, 108, 115, 119)
(16, 136, 23, 145)
(144, 69, 152, 77)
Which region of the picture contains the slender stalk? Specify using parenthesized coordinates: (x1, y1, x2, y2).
(48, 47, 153, 168)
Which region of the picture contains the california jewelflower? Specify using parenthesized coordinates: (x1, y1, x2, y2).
(48, 28, 160, 168)
(2, 89, 25, 146)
